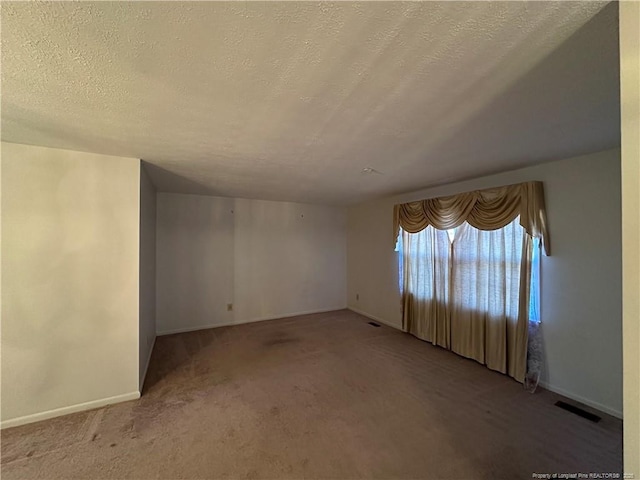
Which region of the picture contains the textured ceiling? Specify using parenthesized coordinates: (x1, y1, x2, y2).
(1, 1, 619, 205)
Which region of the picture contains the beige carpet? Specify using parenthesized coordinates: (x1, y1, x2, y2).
(1, 310, 622, 479)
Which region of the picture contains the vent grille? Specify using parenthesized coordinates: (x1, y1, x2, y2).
(555, 401, 601, 423)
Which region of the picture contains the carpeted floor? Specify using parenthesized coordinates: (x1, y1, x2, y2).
(1, 310, 622, 479)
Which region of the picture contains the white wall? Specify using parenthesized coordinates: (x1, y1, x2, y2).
(348, 149, 622, 417)
(139, 164, 157, 389)
(1, 142, 141, 427)
(156, 193, 347, 334)
(620, 0, 640, 471)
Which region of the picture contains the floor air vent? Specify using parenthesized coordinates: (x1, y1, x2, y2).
(368, 322, 381, 327)
(555, 401, 601, 423)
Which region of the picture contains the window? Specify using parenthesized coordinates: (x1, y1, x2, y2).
(401, 217, 540, 323)
(400, 216, 541, 379)
(529, 237, 541, 323)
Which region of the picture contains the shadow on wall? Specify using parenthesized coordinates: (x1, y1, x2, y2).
(142, 161, 221, 196)
(386, 2, 620, 198)
(1, 106, 136, 159)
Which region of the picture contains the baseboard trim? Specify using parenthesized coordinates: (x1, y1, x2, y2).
(347, 307, 404, 331)
(538, 381, 622, 419)
(157, 307, 348, 336)
(139, 335, 157, 390)
(1, 391, 141, 429)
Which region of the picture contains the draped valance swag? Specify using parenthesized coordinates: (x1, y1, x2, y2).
(393, 181, 550, 255)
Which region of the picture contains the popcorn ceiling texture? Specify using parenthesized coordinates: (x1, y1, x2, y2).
(1, 1, 619, 205)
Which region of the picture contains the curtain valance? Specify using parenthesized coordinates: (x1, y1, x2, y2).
(393, 181, 550, 255)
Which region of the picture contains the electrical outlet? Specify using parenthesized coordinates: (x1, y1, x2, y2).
(227, 303, 233, 311)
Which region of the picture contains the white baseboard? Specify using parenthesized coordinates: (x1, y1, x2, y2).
(538, 381, 622, 419)
(157, 306, 348, 336)
(139, 335, 157, 390)
(1, 391, 141, 430)
(348, 306, 404, 331)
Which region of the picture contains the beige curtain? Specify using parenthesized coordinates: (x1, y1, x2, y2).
(450, 220, 528, 380)
(393, 181, 550, 255)
(402, 226, 451, 348)
(395, 181, 549, 384)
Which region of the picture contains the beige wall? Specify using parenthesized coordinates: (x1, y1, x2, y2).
(156, 193, 347, 334)
(621, 0, 640, 472)
(139, 164, 157, 389)
(1, 142, 141, 427)
(348, 149, 622, 417)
